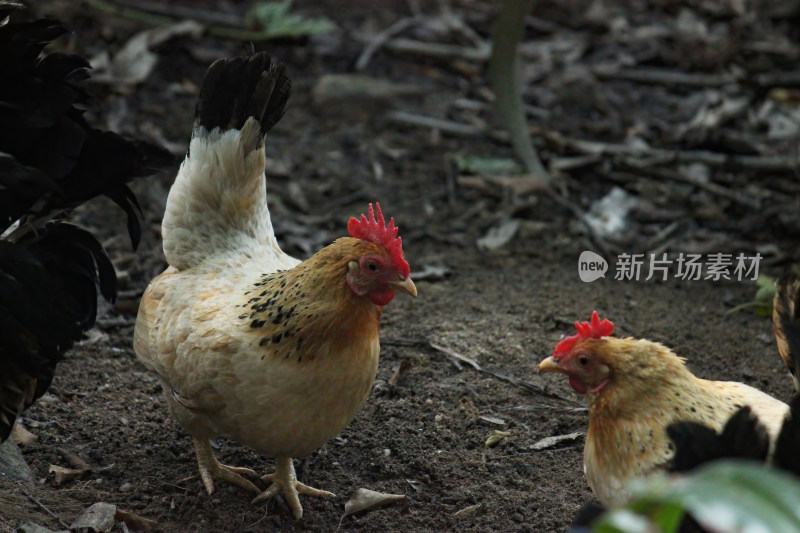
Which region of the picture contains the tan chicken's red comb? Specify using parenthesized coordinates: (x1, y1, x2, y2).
(348, 203, 410, 277)
(553, 311, 614, 357)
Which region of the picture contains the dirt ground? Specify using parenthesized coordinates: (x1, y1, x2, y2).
(2, 0, 800, 531)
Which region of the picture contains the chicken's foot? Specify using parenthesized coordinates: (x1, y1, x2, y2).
(193, 438, 259, 495)
(252, 456, 335, 519)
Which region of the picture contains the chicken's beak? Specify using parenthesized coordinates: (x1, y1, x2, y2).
(389, 277, 417, 297)
(537, 356, 564, 374)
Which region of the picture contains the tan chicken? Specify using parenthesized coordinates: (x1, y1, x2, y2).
(538, 311, 789, 507)
(133, 53, 416, 519)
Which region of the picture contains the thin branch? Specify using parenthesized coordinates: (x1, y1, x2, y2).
(547, 133, 800, 173)
(384, 337, 584, 409)
(355, 17, 420, 70)
(22, 488, 70, 530)
(386, 111, 483, 136)
(592, 65, 738, 87)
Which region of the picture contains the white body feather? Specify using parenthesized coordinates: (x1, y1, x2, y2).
(160, 119, 298, 273)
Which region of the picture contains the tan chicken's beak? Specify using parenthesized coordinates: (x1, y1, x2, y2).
(537, 356, 564, 374)
(389, 277, 417, 297)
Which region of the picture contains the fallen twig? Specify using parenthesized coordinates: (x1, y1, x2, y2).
(620, 164, 762, 209)
(545, 132, 800, 175)
(478, 367, 584, 409)
(386, 111, 483, 136)
(592, 65, 738, 87)
(355, 17, 420, 70)
(114, 0, 241, 26)
(383, 337, 585, 409)
(377, 37, 490, 62)
(21, 488, 69, 529)
(429, 342, 482, 371)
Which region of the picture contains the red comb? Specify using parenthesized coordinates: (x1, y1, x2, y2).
(348, 203, 410, 277)
(553, 311, 614, 358)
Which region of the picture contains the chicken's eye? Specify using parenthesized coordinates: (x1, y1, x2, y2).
(366, 261, 379, 272)
(578, 355, 589, 366)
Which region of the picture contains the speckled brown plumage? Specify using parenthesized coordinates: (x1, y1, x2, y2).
(134, 52, 414, 520)
(540, 333, 789, 507)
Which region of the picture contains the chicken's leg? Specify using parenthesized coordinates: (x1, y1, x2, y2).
(193, 438, 259, 495)
(252, 457, 335, 519)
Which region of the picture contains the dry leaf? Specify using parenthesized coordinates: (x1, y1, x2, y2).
(484, 430, 512, 448)
(343, 488, 408, 517)
(479, 415, 506, 427)
(49, 464, 86, 486)
(59, 448, 90, 472)
(388, 359, 412, 386)
(91, 21, 203, 85)
(11, 423, 37, 447)
(453, 502, 482, 518)
(405, 479, 423, 493)
(410, 265, 450, 282)
(477, 219, 520, 251)
(531, 432, 584, 451)
(584, 187, 639, 240)
(115, 509, 157, 532)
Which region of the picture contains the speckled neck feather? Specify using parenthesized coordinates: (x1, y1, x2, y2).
(239, 238, 383, 363)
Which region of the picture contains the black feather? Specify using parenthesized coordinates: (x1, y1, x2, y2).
(194, 52, 291, 144)
(0, 8, 175, 441)
(667, 406, 770, 473)
(773, 395, 800, 476)
(0, 16, 177, 245)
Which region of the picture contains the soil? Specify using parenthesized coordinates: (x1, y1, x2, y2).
(1, 1, 798, 532)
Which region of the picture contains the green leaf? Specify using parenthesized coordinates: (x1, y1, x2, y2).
(726, 274, 775, 316)
(593, 461, 800, 533)
(243, 0, 335, 40)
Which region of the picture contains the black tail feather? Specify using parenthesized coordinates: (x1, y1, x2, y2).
(0, 222, 118, 440)
(194, 52, 291, 142)
(0, 7, 175, 440)
(0, 14, 177, 247)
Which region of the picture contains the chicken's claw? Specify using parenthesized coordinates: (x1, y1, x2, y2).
(193, 438, 259, 495)
(252, 457, 335, 519)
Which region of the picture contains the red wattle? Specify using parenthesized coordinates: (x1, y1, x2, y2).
(369, 290, 395, 306)
(569, 376, 587, 395)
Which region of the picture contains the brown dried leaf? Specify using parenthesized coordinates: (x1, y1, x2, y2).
(48, 464, 86, 486)
(58, 448, 90, 473)
(343, 488, 408, 517)
(388, 359, 412, 386)
(11, 423, 37, 447)
(115, 509, 157, 532)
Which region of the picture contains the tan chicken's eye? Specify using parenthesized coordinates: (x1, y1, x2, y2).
(367, 262, 379, 272)
(578, 355, 589, 366)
